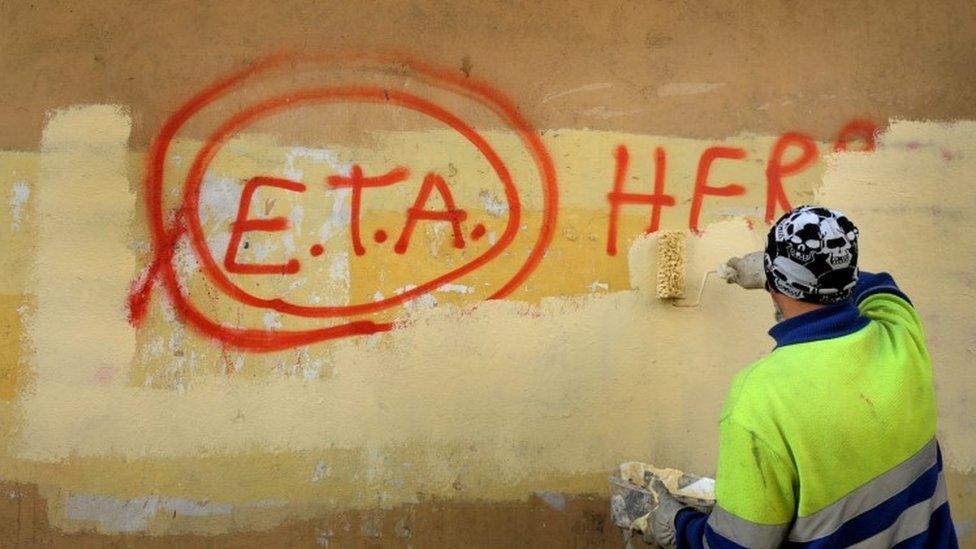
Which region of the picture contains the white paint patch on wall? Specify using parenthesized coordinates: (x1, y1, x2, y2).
(588, 281, 609, 292)
(9, 180, 29, 231)
(281, 231, 297, 254)
(479, 189, 508, 217)
(582, 106, 648, 119)
(282, 145, 350, 181)
(390, 282, 475, 311)
(534, 491, 567, 512)
(65, 493, 232, 533)
(289, 204, 305, 235)
(541, 82, 613, 104)
(437, 283, 474, 294)
(263, 311, 283, 330)
(311, 460, 331, 482)
(173, 235, 204, 285)
(281, 145, 353, 246)
(394, 284, 437, 311)
(657, 82, 726, 97)
(329, 251, 350, 290)
(319, 186, 352, 244)
(251, 240, 277, 263)
(66, 494, 157, 533)
(199, 174, 242, 225)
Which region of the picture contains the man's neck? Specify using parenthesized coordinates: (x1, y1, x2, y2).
(772, 293, 825, 320)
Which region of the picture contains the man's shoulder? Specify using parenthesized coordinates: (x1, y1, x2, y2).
(722, 346, 826, 424)
(731, 351, 794, 392)
(720, 354, 786, 422)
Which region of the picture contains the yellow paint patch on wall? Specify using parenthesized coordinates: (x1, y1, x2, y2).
(0, 153, 39, 400)
(0, 152, 38, 295)
(0, 294, 28, 400)
(28, 105, 134, 393)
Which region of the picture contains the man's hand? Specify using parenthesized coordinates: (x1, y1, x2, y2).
(641, 480, 689, 548)
(724, 251, 766, 290)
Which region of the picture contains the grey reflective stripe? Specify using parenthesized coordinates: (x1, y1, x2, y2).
(789, 438, 938, 542)
(848, 473, 948, 548)
(706, 505, 790, 549)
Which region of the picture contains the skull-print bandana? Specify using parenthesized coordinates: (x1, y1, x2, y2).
(764, 205, 859, 304)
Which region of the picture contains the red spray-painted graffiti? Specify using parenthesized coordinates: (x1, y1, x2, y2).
(182, 86, 527, 318)
(604, 119, 877, 255)
(228, 166, 485, 274)
(127, 53, 559, 352)
(606, 146, 674, 256)
(224, 176, 306, 275)
(126, 53, 876, 351)
(324, 165, 409, 257)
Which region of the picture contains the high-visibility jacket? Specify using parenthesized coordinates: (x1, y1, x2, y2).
(676, 272, 957, 548)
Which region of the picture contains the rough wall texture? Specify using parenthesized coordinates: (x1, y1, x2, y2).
(1, 1, 974, 546)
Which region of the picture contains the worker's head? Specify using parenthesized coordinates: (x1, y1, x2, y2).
(764, 205, 859, 316)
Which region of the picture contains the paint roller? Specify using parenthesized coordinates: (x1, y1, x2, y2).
(656, 231, 734, 307)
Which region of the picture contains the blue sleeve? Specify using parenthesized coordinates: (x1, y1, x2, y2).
(675, 508, 709, 549)
(851, 271, 912, 306)
(676, 507, 759, 549)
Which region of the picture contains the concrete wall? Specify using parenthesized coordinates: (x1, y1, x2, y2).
(1, 1, 974, 546)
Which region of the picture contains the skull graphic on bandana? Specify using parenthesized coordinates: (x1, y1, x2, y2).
(765, 206, 859, 304)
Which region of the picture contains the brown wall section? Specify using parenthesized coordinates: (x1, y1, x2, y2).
(2, 0, 975, 149)
(2, 475, 975, 546)
(0, 482, 619, 548)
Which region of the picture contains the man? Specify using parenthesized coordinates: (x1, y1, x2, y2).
(645, 205, 957, 548)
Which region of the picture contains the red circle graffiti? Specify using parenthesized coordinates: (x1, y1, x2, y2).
(182, 87, 521, 318)
(130, 53, 559, 352)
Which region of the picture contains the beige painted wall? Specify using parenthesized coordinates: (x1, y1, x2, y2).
(0, 1, 974, 545)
